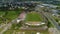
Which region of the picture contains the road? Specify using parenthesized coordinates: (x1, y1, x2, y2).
(0, 12, 26, 34)
(42, 12, 60, 34)
(35, 5, 60, 34)
(44, 12, 60, 30)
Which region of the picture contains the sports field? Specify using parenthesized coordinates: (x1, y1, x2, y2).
(25, 12, 43, 22)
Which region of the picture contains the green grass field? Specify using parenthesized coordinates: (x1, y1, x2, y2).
(0, 10, 22, 24)
(5, 11, 18, 20)
(25, 12, 43, 22)
(0, 11, 5, 16)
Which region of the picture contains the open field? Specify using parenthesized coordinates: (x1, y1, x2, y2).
(5, 11, 18, 20)
(0, 10, 22, 24)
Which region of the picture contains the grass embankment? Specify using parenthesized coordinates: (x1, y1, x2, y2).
(25, 12, 43, 22)
(3, 29, 49, 34)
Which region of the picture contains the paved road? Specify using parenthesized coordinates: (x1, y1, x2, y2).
(35, 5, 60, 31)
(42, 12, 60, 30)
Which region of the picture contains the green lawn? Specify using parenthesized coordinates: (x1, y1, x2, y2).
(0, 11, 5, 16)
(25, 12, 43, 22)
(3, 11, 22, 23)
(0, 10, 22, 24)
(5, 11, 18, 20)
